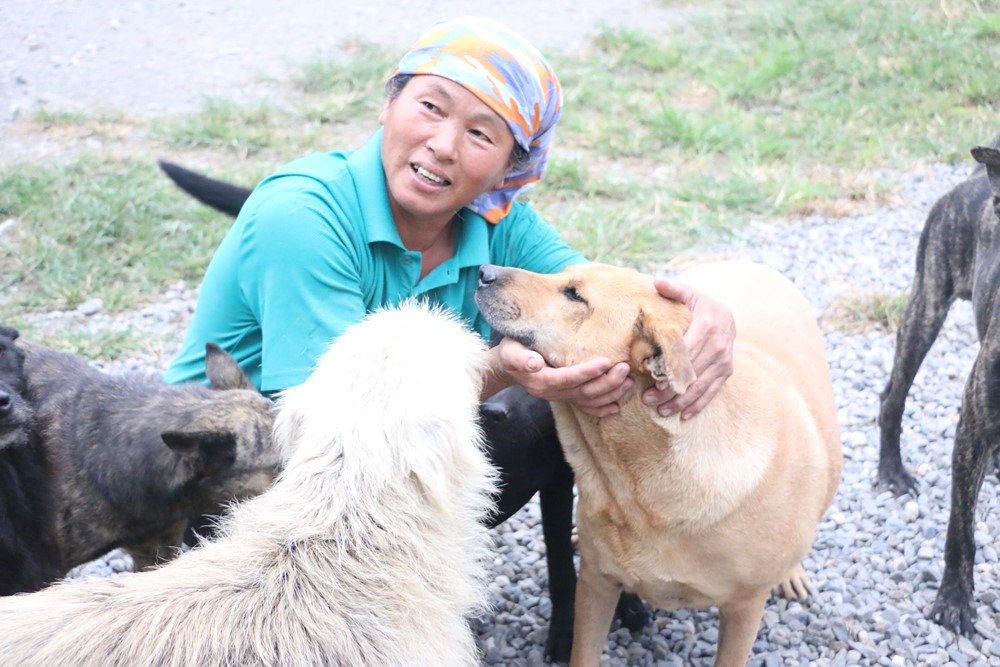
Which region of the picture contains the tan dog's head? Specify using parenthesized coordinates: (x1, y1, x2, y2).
(475, 263, 696, 394)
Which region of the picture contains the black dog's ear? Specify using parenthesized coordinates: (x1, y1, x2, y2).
(161, 430, 238, 476)
(204, 343, 255, 391)
(0, 326, 20, 341)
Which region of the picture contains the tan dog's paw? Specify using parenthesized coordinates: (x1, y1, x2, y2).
(775, 563, 812, 601)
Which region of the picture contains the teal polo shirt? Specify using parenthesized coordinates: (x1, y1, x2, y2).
(164, 129, 585, 393)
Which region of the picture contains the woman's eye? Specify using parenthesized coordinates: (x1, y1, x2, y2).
(561, 286, 587, 304)
(470, 129, 493, 144)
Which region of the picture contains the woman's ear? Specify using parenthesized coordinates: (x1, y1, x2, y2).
(377, 97, 392, 126)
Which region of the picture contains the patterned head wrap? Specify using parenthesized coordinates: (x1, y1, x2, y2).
(393, 16, 562, 223)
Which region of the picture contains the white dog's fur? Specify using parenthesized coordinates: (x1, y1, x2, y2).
(0, 301, 496, 667)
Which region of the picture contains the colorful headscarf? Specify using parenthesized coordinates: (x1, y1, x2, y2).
(393, 16, 563, 223)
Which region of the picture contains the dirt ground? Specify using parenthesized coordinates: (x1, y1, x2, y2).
(0, 0, 696, 164)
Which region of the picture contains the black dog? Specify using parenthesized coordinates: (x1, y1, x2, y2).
(0, 326, 61, 595)
(878, 138, 1000, 636)
(160, 160, 649, 662)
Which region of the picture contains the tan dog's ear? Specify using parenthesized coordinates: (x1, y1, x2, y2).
(630, 307, 696, 394)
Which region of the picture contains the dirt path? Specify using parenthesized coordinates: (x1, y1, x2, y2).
(1, 0, 695, 157)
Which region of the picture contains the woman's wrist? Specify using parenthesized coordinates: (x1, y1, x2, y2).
(480, 346, 515, 400)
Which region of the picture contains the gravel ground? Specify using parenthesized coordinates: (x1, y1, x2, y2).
(7, 2, 1000, 666)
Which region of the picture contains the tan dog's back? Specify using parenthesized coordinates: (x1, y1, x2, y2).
(678, 260, 842, 511)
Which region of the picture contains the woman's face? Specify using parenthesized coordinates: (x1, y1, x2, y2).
(379, 75, 516, 230)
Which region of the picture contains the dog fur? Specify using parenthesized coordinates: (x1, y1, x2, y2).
(0, 301, 496, 667)
(19, 338, 280, 572)
(878, 138, 1000, 636)
(481, 385, 649, 661)
(158, 157, 652, 661)
(476, 260, 843, 666)
(0, 326, 61, 595)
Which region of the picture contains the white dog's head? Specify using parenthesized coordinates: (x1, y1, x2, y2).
(272, 300, 493, 516)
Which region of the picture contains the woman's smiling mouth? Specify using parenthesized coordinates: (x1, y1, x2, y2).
(413, 164, 450, 186)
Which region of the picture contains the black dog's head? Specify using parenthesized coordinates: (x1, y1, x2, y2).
(0, 326, 33, 450)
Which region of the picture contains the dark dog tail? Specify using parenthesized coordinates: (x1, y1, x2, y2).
(158, 160, 252, 218)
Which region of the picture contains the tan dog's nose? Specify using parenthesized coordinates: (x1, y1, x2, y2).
(478, 264, 501, 288)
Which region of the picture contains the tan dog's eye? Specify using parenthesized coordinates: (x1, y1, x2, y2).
(561, 286, 587, 304)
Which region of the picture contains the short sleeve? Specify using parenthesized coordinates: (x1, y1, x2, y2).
(238, 176, 368, 392)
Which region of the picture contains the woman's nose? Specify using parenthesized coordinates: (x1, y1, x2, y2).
(426, 122, 460, 161)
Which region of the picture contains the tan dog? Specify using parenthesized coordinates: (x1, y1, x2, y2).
(475, 259, 842, 667)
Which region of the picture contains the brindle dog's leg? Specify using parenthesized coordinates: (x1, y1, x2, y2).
(879, 183, 979, 496)
(930, 316, 1000, 636)
(877, 263, 956, 494)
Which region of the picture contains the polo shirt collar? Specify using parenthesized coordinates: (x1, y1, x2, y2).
(349, 129, 400, 246)
(453, 208, 490, 270)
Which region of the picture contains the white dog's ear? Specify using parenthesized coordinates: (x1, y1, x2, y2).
(630, 307, 696, 394)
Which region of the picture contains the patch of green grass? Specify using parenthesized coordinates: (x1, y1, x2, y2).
(158, 98, 281, 157)
(32, 109, 96, 125)
(971, 10, 1000, 38)
(157, 42, 394, 162)
(17, 327, 153, 362)
(590, 25, 684, 72)
(0, 155, 229, 317)
(549, 0, 999, 254)
(828, 290, 910, 333)
(295, 39, 398, 120)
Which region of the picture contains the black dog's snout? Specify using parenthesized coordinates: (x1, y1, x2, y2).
(0, 390, 11, 416)
(479, 401, 510, 425)
(478, 264, 500, 288)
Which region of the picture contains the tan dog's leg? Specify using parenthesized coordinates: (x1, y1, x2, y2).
(568, 557, 622, 666)
(715, 591, 768, 667)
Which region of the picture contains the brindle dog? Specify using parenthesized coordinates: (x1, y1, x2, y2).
(21, 339, 280, 574)
(878, 137, 1000, 636)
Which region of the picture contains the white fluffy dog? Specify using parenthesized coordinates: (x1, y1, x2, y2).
(0, 301, 496, 667)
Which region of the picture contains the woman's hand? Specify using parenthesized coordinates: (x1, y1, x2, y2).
(489, 338, 632, 417)
(641, 277, 735, 419)
(485, 277, 735, 419)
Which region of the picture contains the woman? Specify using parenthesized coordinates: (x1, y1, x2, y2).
(164, 16, 735, 659)
(164, 15, 734, 419)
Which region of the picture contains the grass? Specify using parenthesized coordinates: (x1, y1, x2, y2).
(1, 0, 998, 349)
(0, 156, 224, 313)
(828, 291, 911, 333)
(30, 329, 155, 362)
